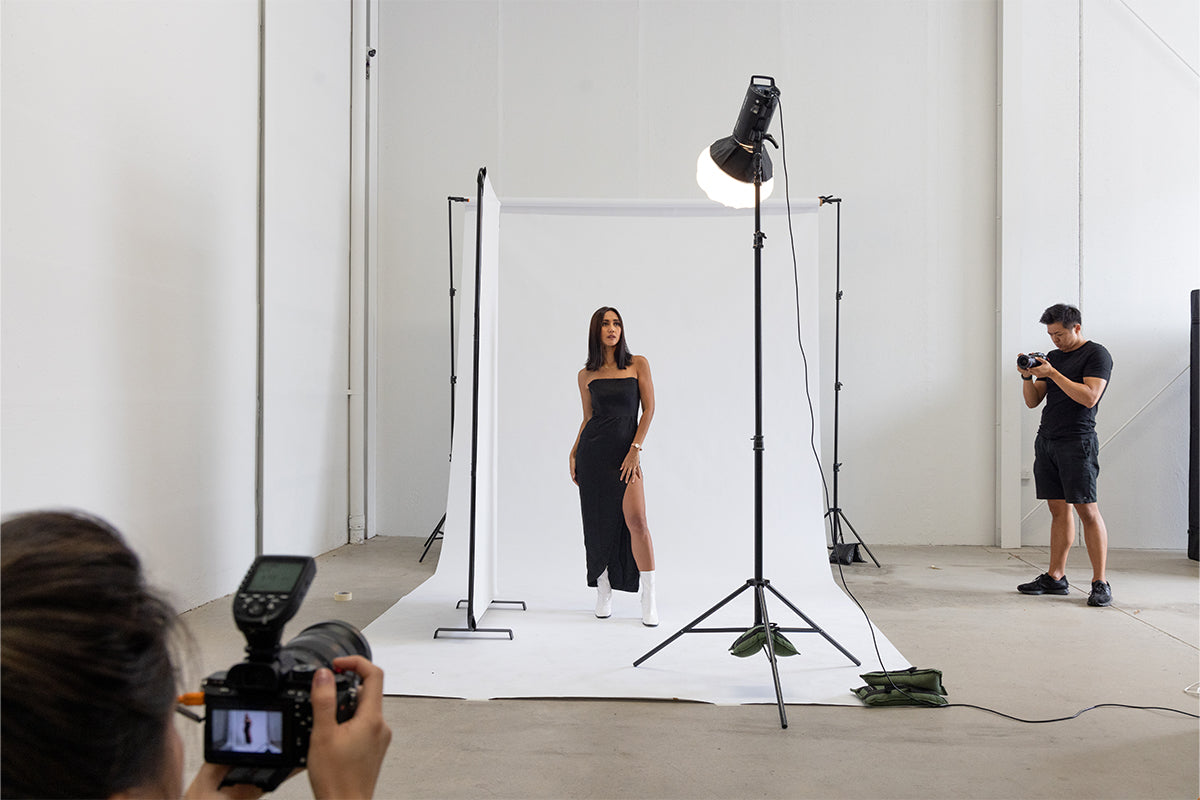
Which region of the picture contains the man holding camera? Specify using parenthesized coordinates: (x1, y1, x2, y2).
(1017, 303, 1114, 607)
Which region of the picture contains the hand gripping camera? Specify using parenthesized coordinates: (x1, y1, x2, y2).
(1016, 352, 1048, 370)
(202, 555, 371, 791)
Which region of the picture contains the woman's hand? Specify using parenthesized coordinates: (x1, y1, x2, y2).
(569, 451, 578, 485)
(620, 447, 641, 484)
(305, 656, 392, 800)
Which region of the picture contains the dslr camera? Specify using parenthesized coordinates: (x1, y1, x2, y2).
(202, 555, 371, 790)
(1016, 352, 1047, 370)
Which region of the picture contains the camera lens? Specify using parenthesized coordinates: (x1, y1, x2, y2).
(279, 620, 371, 671)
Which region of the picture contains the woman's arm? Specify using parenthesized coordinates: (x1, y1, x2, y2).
(620, 356, 655, 484)
(570, 369, 593, 484)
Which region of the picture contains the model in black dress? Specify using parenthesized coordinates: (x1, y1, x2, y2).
(570, 307, 658, 625)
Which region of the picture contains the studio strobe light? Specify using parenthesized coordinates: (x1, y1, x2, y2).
(635, 76, 859, 730)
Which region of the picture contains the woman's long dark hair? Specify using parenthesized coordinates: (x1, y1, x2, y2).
(1, 511, 182, 799)
(585, 306, 634, 371)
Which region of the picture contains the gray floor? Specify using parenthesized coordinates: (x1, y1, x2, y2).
(179, 538, 1199, 800)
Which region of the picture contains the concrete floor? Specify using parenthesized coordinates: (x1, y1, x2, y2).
(179, 538, 1199, 800)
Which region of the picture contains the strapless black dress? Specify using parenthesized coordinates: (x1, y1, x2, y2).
(576, 376, 640, 593)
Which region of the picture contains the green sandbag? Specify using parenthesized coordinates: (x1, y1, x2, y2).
(852, 685, 948, 707)
(859, 666, 948, 695)
(729, 624, 799, 658)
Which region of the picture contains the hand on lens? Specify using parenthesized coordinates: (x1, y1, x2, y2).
(1029, 358, 1054, 379)
(305, 656, 392, 800)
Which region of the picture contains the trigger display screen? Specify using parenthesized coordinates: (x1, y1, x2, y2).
(244, 561, 305, 593)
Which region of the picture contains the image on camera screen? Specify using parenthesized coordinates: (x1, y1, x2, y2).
(209, 708, 285, 755)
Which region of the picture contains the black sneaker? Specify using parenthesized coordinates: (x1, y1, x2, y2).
(1087, 580, 1113, 607)
(1017, 573, 1069, 595)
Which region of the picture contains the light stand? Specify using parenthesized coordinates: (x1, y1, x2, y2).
(421, 195, 470, 562)
(635, 77, 859, 729)
(819, 196, 879, 567)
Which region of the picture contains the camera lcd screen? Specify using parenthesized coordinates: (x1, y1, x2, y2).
(245, 561, 306, 593)
(208, 708, 285, 756)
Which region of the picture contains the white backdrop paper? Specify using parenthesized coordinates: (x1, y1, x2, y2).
(494, 199, 830, 593)
(366, 195, 908, 704)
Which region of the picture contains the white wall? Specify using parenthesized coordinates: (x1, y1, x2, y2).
(377, 0, 1000, 545)
(1077, 0, 1198, 550)
(492, 202, 823, 596)
(997, 0, 1082, 548)
(2, 0, 360, 609)
(1002, 0, 1198, 550)
(1, 0, 259, 605)
(802, 1, 999, 546)
(261, 0, 353, 556)
(378, 0, 1195, 550)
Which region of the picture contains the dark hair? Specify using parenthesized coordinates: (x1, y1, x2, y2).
(1, 511, 181, 799)
(585, 306, 634, 371)
(1039, 303, 1082, 329)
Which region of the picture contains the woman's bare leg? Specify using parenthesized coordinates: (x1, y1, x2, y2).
(623, 477, 655, 571)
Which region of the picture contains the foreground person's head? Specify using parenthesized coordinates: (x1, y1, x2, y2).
(1, 510, 184, 799)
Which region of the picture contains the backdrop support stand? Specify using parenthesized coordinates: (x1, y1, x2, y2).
(635, 135, 859, 729)
(435, 168, 524, 639)
(419, 513, 443, 562)
(819, 196, 880, 568)
(420, 195, 470, 562)
(1189, 289, 1198, 561)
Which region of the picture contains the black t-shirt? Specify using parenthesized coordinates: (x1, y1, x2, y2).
(1038, 340, 1113, 439)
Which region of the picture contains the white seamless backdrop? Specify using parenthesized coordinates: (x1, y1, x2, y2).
(494, 199, 830, 598)
(364, 194, 908, 705)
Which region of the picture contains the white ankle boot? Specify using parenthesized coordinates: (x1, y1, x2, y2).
(640, 570, 658, 626)
(595, 569, 612, 618)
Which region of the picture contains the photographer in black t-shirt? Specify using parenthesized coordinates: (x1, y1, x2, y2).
(1016, 303, 1114, 607)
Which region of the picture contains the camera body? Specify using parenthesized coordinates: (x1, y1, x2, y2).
(202, 556, 370, 787)
(1017, 352, 1048, 370)
(201, 636, 363, 768)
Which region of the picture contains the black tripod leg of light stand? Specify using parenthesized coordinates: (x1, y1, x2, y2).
(766, 583, 861, 667)
(633, 582, 752, 667)
(826, 508, 857, 564)
(419, 513, 445, 563)
(755, 582, 788, 729)
(827, 509, 880, 568)
(836, 509, 879, 567)
(824, 507, 842, 549)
